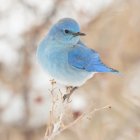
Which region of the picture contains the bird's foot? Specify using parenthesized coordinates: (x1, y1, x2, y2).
(63, 87, 78, 102)
(63, 93, 72, 103)
(66, 86, 73, 93)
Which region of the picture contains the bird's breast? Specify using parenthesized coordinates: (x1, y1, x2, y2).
(37, 45, 93, 86)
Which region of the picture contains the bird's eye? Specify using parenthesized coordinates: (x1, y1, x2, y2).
(64, 29, 69, 34)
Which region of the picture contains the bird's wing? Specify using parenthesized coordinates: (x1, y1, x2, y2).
(68, 42, 119, 73)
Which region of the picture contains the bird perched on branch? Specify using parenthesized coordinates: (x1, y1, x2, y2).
(37, 18, 119, 100)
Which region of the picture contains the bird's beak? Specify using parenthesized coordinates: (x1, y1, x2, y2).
(72, 32, 86, 36)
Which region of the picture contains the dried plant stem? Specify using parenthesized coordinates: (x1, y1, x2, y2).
(54, 105, 111, 135)
(43, 81, 111, 140)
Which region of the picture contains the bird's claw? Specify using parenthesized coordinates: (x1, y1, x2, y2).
(63, 93, 72, 103)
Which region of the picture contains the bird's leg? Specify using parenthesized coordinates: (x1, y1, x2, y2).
(63, 86, 78, 102)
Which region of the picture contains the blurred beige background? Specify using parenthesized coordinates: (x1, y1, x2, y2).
(0, 0, 140, 140)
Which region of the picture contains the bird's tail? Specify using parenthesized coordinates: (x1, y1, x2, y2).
(89, 62, 120, 74)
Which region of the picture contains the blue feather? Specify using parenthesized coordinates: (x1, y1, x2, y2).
(68, 42, 119, 73)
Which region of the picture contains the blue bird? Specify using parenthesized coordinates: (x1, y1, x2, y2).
(37, 18, 119, 99)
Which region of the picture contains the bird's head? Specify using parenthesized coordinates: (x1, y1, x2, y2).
(48, 18, 85, 46)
